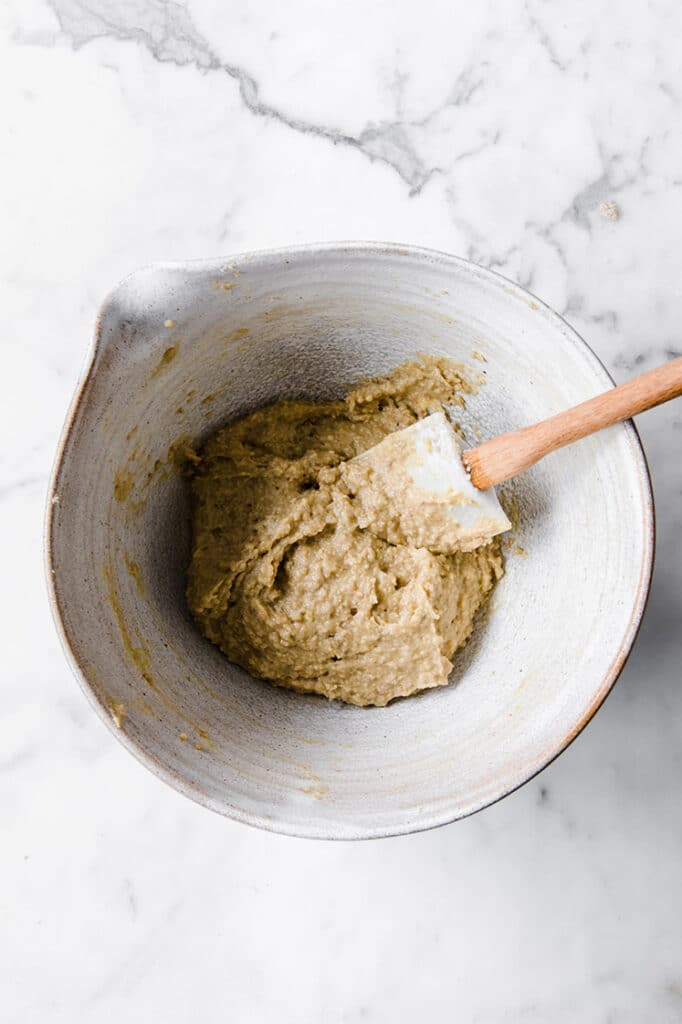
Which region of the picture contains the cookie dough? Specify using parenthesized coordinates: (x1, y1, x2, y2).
(187, 357, 503, 706)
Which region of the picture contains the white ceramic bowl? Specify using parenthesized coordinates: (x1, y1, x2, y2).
(46, 243, 654, 839)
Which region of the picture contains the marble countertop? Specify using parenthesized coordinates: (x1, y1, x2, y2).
(3, 0, 682, 1020)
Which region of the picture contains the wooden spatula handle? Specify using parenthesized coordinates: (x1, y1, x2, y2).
(464, 355, 682, 489)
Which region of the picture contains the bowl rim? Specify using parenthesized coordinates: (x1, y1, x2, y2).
(44, 240, 656, 840)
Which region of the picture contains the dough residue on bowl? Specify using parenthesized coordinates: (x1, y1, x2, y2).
(187, 357, 503, 706)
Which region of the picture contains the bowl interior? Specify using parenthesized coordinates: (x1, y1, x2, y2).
(48, 246, 652, 838)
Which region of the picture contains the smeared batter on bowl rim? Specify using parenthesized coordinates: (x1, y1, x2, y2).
(187, 357, 503, 706)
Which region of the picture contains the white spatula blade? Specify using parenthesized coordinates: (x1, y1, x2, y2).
(348, 411, 511, 552)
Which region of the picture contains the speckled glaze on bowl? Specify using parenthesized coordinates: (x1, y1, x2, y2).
(46, 243, 654, 840)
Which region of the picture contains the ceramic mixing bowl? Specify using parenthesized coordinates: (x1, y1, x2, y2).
(46, 243, 654, 839)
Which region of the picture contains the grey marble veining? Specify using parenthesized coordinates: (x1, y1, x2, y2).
(2, 0, 682, 1020)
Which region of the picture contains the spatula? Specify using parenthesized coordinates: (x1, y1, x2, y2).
(350, 355, 682, 551)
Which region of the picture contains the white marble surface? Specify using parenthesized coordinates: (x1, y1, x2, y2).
(3, 0, 682, 1019)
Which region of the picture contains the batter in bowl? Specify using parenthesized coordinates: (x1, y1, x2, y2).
(187, 357, 503, 706)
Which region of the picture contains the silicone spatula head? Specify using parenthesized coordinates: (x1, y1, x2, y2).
(344, 411, 511, 553)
